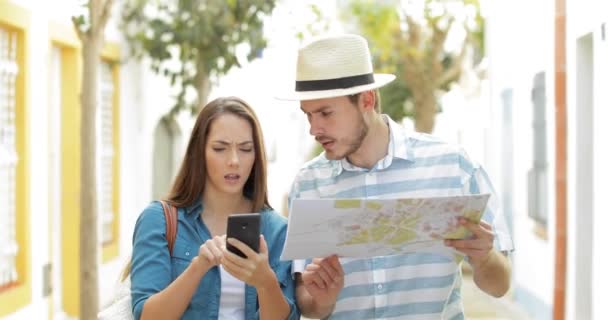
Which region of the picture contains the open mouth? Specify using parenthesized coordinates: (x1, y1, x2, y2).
(224, 173, 241, 181)
(320, 140, 335, 149)
(316, 137, 335, 149)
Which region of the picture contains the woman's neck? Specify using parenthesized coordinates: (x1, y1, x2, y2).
(202, 188, 251, 219)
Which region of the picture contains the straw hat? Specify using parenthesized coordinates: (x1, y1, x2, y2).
(277, 34, 395, 101)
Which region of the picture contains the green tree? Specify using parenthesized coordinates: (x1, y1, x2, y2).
(121, 0, 276, 116)
(72, 0, 114, 318)
(347, 0, 484, 133)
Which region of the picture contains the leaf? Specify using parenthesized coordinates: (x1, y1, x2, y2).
(120, 0, 277, 116)
(344, 0, 483, 131)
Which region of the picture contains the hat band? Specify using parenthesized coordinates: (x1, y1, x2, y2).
(295, 73, 374, 92)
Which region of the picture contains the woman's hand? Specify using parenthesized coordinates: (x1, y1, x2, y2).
(192, 235, 226, 274)
(221, 235, 276, 290)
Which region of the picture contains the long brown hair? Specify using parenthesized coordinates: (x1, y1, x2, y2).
(165, 96, 271, 212)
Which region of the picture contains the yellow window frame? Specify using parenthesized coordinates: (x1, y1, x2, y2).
(100, 44, 121, 263)
(49, 20, 81, 317)
(48, 21, 121, 317)
(0, 1, 31, 317)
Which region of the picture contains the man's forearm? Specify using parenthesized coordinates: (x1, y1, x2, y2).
(470, 249, 511, 297)
(296, 285, 335, 318)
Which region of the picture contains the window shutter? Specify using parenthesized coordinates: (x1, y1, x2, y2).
(98, 62, 115, 245)
(0, 27, 19, 287)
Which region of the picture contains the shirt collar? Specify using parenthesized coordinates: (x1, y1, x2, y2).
(185, 199, 203, 216)
(337, 114, 414, 173)
(387, 115, 413, 161)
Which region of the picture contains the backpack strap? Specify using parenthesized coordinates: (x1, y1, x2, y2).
(160, 200, 178, 255)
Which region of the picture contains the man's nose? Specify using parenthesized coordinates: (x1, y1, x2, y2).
(309, 118, 323, 136)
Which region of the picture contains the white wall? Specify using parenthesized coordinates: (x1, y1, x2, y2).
(486, 0, 556, 319)
(487, 1, 607, 319)
(565, 1, 608, 319)
(590, 20, 608, 320)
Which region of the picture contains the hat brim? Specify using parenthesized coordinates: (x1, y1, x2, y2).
(276, 73, 396, 101)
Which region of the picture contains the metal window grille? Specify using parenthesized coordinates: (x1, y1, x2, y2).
(0, 27, 19, 287)
(528, 71, 548, 226)
(98, 63, 115, 245)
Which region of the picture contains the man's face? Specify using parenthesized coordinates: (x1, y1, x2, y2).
(301, 95, 368, 160)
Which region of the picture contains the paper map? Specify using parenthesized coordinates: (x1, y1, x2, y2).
(280, 194, 490, 260)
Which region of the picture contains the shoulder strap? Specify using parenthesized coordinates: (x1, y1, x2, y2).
(120, 201, 178, 281)
(160, 200, 178, 255)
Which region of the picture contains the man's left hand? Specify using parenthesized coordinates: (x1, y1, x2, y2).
(444, 218, 494, 268)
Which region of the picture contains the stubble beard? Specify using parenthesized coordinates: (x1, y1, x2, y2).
(326, 114, 369, 160)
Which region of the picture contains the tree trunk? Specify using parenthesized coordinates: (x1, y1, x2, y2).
(413, 92, 437, 133)
(80, 37, 101, 320)
(195, 61, 211, 114)
(74, 1, 113, 318)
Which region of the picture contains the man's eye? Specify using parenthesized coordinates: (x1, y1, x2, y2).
(212, 148, 225, 152)
(240, 148, 253, 152)
(321, 112, 332, 117)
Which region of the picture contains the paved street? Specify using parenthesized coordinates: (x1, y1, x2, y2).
(462, 273, 531, 320)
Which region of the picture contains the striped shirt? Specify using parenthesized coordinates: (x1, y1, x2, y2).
(290, 115, 513, 320)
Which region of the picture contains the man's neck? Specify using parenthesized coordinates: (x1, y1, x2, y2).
(347, 114, 390, 169)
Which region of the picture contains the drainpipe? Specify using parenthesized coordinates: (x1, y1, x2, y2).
(553, 0, 567, 318)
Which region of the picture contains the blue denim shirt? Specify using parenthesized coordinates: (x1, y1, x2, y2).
(130, 201, 298, 320)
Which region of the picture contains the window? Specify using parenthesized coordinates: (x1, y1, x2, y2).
(0, 2, 31, 314)
(97, 60, 120, 262)
(98, 62, 115, 246)
(0, 26, 19, 292)
(527, 71, 548, 227)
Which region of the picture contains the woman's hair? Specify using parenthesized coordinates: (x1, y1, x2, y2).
(165, 96, 271, 212)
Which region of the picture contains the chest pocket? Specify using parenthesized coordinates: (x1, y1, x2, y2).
(170, 240, 194, 278)
(171, 238, 192, 263)
(170, 240, 219, 310)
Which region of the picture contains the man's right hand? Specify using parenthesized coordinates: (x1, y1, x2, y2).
(301, 255, 344, 309)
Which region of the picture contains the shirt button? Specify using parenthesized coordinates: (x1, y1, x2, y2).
(185, 252, 190, 256)
(377, 284, 383, 290)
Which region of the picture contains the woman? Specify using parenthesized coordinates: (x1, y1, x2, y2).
(130, 97, 298, 319)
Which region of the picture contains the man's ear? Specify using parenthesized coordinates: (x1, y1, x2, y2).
(360, 90, 376, 111)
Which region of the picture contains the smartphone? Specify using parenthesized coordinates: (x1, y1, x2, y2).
(226, 213, 260, 258)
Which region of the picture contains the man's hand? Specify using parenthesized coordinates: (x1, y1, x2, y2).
(444, 218, 494, 268)
(301, 255, 344, 309)
(444, 217, 511, 297)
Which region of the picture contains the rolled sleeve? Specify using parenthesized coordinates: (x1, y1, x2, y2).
(130, 202, 172, 319)
(261, 211, 300, 319)
(464, 164, 514, 253)
(279, 260, 300, 320)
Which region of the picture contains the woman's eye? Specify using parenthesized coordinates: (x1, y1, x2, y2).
(212, 148, 225, 152)
(240, 148, 253, 152)
(321, 112, 332, 117)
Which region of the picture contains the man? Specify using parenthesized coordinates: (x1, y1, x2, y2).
(278, 34, 513, 319)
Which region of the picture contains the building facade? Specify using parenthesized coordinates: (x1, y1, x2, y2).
(0, 1, 312, 319)
(486, 0, 607, 319)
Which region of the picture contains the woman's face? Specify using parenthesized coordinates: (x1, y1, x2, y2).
(204, 113, 256, 197)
